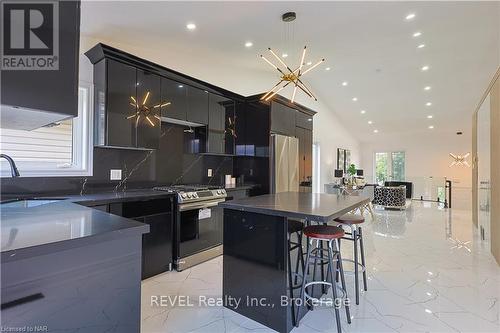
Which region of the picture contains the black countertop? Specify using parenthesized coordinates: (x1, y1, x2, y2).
(62, 189, 175, 206)
(1, 200, 149, 262)
(220, 192, 370, 223)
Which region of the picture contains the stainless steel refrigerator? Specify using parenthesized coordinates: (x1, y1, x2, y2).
(270, 134, 299, 193)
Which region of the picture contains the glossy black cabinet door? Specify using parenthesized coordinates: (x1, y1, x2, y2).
(140, 212, 173, 279)
(106, 59, 137, 147)
(187, 86, 209, 124)
(271, 101, 296, 136)
(295, 111, 313, 130)
(1, 0, 80, 118)
(295, 127, 306, 182)
(208, 93, 234, 154)
(245, 102, 270, 157)
(136, 70, 161, 149)
(160, 78, 187, 120)
(234, 102, 247, 156)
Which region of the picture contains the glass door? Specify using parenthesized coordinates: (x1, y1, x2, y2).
(375, 151, 406, 185)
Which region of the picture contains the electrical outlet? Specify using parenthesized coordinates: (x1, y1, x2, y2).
(207, 169, 213, 177)
(110, 169, 122, 181)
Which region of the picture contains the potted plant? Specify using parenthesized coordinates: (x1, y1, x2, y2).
(347, 164, 357, 187)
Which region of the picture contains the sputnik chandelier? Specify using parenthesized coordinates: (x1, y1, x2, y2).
(260, 12, 325, 103)
(127, 91, 170, 127)
(449, 152, 470, 167)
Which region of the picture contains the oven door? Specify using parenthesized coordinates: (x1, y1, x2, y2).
(178, 199, 224, 258)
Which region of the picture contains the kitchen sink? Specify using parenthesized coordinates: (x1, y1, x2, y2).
(0, 198, 65, 208)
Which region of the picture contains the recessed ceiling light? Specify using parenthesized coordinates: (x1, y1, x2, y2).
(417, 44, 426, 49)
(352, 97, 358, 102)
(342, 81, 348, 86)
(413, 31, 422, 37)
(325, 67, 331, 71)
(405, 13, 416, 20)
(426, 102, 432, 106)
(427, 115, 433, 119)
(186, 23, 196, 30)
(425, 309, 433, 314)
(424, 86, 431, 91)
(306, 61, 312, 65)
(360, 110, 366, 114)
(421, 65, 430, 71)
(282, 53, 288, 58)
(428, 125, 434, 129)
(178, 85, 184, 88)
(244, 41, 253, 48)
(373, 129, 379, 133)
(368, 120, 373, 124)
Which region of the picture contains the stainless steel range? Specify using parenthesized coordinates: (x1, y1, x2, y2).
(154, 185, 227, 271)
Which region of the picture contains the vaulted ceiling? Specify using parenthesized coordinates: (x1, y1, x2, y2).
(81, 1, 499, 143)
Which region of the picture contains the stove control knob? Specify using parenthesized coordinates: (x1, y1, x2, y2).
(187, 193, 193, 198)
(217, 190, 222, 195)
(193, 193, 198, 198)
(181, 193, 187, 199)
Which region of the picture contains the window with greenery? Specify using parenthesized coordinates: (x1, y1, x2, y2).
(375, 151, 405, 185)
(0, 84, 93, 177)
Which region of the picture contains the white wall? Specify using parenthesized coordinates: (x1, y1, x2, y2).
(80, 35, 361, 193)
(360, 131, 472, 209)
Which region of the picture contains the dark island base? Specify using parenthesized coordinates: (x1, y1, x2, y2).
(223, 208, 327, 333)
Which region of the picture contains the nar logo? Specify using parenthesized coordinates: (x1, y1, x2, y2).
(1, 1, 59, 70)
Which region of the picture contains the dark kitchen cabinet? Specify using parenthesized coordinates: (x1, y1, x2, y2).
(105, 59, 137, 148)
(109, 197, 174, 280)
(235, 102, 270, 157)
(295, 126, 313, 184)
(92, 59, 162, 149)
(208, 93, 235, 154)
(271, 101, 296, 136)
(187, 87, 209, 124)
(0, 0, 81, 129)
(136, 70, 161, 149)
(161, 78, 188, 121)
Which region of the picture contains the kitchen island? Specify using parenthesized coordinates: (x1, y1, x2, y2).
(220, 192, 370, 333)
(1, 200, 149, 332)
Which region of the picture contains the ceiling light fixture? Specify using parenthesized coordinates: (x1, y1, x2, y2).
(428, 125, 434, 129)
(449, 152, 470, 167)
(417, 44, 426, 49)
(360, 110, 366, 114)
(245, 41, 253, 48)
(424, 86, 431, 91)
(427, 115, 433, 119)
(282, 53, 288, 58)
(342, 81, 348, 86)
(260, 12, 325, 104)
(186, 23, 196, 30)
(368, 121, 373, 124)
(413, 31, 422, 37)
(405, 13, 416, 20)
(306, 61, 312, 65)
(373, 129, 379, 133)
(325, 67, 331, 71)
(352, 97, 358, 102)
(421, 65, 430, 71)
(426, 102, 432, 106)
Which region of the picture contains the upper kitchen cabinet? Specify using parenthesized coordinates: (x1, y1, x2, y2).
(271, 101, 296, 136)
(235, 101, 270, 157)
(136, 69, 161, 149)
(187, 87, 209, 124)
(91, 58, 162, 149)
(0, 0, 81, 130)
(208, 93, 235, 154)
(160, 78, 188, 121)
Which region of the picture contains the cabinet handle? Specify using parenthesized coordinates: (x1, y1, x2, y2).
(1, 293, 44, 310)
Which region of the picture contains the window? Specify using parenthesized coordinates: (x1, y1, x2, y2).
(374, 151, 405, 184)
(0, 83, 93, 177)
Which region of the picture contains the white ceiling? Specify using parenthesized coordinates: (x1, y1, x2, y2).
(80, 1, 500, 143)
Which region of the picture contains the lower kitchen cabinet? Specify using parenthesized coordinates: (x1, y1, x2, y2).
(1, 236, 143, 331)
(109, 196, 174, 279)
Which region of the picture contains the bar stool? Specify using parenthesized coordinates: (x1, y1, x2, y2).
(287, 219, 305, 326)
(334, 213, 367, 305)
(297, 225, 351, 333)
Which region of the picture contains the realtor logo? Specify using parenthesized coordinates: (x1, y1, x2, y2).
(1, 1, 59, 70)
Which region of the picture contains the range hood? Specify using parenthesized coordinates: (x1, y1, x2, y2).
(0, 105, 72, 131)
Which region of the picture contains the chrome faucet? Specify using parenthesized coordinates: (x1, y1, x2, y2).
(0, 154, 20, 177)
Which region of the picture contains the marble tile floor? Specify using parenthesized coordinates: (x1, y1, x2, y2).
(141, 202, 500, 333)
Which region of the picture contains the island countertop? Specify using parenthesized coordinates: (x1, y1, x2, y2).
(1, 200, 149, 262)
(219, 191, 370, 222)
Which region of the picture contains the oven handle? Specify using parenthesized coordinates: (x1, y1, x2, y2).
(178, 200, 225, 212)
